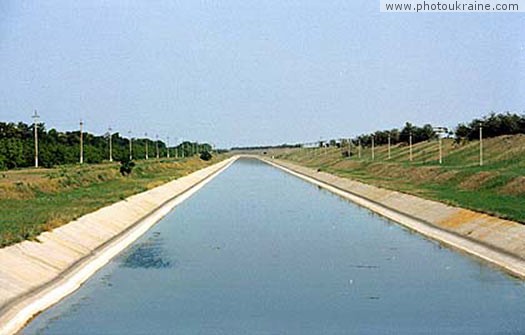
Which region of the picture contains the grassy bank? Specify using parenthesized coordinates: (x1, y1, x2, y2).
(271, 134, 525, 223)
(0, 156, 225, 247)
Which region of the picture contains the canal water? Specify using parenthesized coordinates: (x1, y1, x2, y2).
(23, 158, 525, 334)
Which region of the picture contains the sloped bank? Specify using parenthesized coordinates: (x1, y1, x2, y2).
(0, 156, 238, 335)
(261, 157, 525, 279)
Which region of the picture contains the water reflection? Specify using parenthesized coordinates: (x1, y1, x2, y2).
(119, 231, 172, 269)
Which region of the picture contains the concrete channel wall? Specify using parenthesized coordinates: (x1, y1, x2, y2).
(0, 157, 237, 335)
(262, 157, 525, 279)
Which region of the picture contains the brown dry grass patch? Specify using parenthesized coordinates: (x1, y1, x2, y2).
(366, 164, 442, 183)
(331, 160, 363, 170)
(41, 212, 72, 231)
(0, 183, 35, 200)
(459, 171, 498, 191)
(499, 176, 525, 196)
(433, 170, 459, 182)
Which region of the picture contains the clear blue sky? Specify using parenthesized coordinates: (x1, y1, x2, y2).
(0, 1, 523, 148)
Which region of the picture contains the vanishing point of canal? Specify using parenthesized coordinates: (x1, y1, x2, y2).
(23, 159, 525, 334)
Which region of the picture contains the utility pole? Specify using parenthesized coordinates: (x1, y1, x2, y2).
(358, 139, 362, 159)
(388, 133, 392, 160)
(108, 127, 113, 162)
(348, 138, 352, 157)
(167, 136, 170, 158)
(128, 130, 133, 160)
(145, 132, 149, 160)
(479, 123, 483, 166)
(433, 127, 447, 165)
(156, 134, 159, 159)
(409, 132, 413, 162)
(439, 135, 443, 164)
(371, 135, 375, 161)
(79, 119, 84, 164)
(32, 110, 39, 168)
(304, 143, 311, 158)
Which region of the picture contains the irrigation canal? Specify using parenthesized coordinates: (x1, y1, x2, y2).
(23, 158, 525, 334)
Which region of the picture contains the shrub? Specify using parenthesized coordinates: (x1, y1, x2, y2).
(119, 159, 135, 176)
(199, 151, 212, 161)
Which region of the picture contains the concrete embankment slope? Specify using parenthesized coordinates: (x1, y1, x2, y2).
(0, 157, 237, 335)
(262, 157, 525, 279)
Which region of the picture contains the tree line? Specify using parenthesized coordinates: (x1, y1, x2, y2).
(230, 143, 302, 151)
(230, 112, 525, 151)
(333, 112, 525, 148)
(0, 122, 211, 169)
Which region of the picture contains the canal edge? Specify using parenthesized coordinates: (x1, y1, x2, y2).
(0, 156, 239, 335)
(258, 156, 525, 280)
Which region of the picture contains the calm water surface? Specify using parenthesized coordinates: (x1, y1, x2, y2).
(23, 159, 525, 334)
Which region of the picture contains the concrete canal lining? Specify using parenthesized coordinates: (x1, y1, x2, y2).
(261, 157, 525, 279)
(0, 157, 237, 335)
(3, 155, 525, 334)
